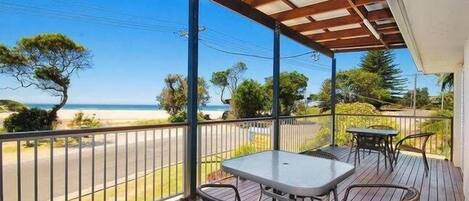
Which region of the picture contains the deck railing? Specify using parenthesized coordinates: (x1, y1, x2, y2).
(335, 114, 453, 159)
(0, 113, 453, 201)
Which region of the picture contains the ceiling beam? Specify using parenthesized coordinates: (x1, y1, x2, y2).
(309, 25, 401, 40)
(309, 28, 368, 40)
(291, 9, 392, 32)
(334, 44, 406, 52)
(346, 0, 388, 48)
(212, 0, 334, 57)
(321, 34, 403, 48)
(244, 0, 277, 7)
(271, 0, 385, 21)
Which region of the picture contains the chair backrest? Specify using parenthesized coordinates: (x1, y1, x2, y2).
(197, 184, 241, 201)
(356, 135, 385, 151)
(402, 132, 435, 150)
(300, 149, 339, 160)
(342, 184, 420, 201)
(368, 125, 394, 130)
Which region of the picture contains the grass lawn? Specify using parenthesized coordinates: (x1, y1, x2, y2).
(70, 162, 220, 201)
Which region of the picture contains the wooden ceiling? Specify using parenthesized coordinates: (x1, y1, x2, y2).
(212, 0, 406, 57)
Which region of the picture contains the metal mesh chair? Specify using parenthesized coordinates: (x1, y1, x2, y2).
(342, 184, 420, 201)
(301, 149, 339, 160)
(394, 132, 435, 176)
(197, 183, 241, 201)
(298, 149, 339, 201)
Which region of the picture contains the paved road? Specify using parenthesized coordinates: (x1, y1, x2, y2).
(2, 122, 322, 201)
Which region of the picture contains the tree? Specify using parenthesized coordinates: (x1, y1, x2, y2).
(360, 50, 406, 97)
(400, 87, 431, 108)
(438, 73, 454, 92)
(0, 33, 91, 123)
(231, 79, 268, 118)
(210, 62, 247, 104)
(157, 74, 210, 116)
(317, 69, 390, 109)
(265, 71, 308, 115)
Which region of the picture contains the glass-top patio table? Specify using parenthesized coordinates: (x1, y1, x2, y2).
(221, 150, 355, 199)
(346, 128, 399, 171)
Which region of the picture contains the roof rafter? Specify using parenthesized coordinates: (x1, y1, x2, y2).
(244, 0, 277, 7)
(271, 0, 385, 21)
(321, 33, 403, 48)
(291, 8, 392, 32)
(212, 0, 334, 57)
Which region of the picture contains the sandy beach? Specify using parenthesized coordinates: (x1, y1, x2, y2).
(0, 109, 225, 129)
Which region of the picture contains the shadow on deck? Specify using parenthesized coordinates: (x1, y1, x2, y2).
(203, 147, 464, 201)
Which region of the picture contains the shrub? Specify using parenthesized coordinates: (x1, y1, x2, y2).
(3, 108, 53, 132)
(231, 79, 269, 118)
(168, 110, 209, 123)
(0, 100, 27, 112)
(68, 111, 101, 129)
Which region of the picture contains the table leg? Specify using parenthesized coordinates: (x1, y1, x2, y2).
(384, 139, 394, 171)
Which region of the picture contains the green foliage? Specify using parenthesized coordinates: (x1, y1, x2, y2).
(420, 109, 453, 157)
(68, 112, 101, 129)
(438, 73, 454, 92)
(295, 104, 321, 115)
(3, 108, 54, 132)
(0, 100, 27, 112)
(231, 79, 269, 118)
(360, 50, 406, 96)
(335, 102, 379, 114)
(318, 69, 390, 109)
(157, 74, 210, 116)
(333, 103, 391, 145)
(210, 62, 247, 105)
(400, 87, 431, 109)
(265, 71, 308, 115)
(299, 127, 331, 151)
(168, 111, 209, 123)
(0, 33, 91, 122)
(232, 144, 258, 158)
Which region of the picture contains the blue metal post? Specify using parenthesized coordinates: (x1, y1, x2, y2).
(185, 0, 199, 199)
(331, 56, 337, 146)
(273, 23, 280, 150)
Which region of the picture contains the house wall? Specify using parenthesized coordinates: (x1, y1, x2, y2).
(454, 66, 463, 168)
(463, 39, 469, 199)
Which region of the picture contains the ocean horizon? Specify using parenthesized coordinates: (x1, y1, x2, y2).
(26, 103, 230, 111)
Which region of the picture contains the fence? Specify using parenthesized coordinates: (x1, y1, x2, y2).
(0, 113, 453, 201)
(335, 114, 453, 159)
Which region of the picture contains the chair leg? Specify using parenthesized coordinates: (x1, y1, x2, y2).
(422, 152, 429, 177)
(377, 151, 380, 173)
(384, 150, 388, 169)
(258, 185, 263, 201)
(333, 188, 339, 201)
(395, 150, 401, 165)
(347, 140, 355, 163)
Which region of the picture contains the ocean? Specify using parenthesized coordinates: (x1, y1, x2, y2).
(27, 103, 230, 111)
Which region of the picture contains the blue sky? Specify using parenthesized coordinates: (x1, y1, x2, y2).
(0, 0, 440, 105)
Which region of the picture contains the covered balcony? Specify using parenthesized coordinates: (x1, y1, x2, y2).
(0, 0, 467, 201)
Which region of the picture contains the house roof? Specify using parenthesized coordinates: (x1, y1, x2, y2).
(212, 0, 406, 57)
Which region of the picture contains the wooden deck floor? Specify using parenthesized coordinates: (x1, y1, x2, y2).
(203, 147, 464, 201)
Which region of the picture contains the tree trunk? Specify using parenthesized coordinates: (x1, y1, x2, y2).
(49, 88, 68, 127)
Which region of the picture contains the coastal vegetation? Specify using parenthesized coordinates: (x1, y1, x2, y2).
(0, 33, 92, 132)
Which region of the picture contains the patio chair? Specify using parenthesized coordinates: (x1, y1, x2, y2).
(342, 184, 420, 201)
(394, 132, 435, 176)
(197, 183, 241, 201)
(347, 132, 388, 173)
(295, 149, 339, 201)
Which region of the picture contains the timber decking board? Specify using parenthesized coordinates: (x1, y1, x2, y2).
(200, 147, 464, 201)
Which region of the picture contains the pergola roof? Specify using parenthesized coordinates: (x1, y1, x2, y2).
(212, 0, 406, 57)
